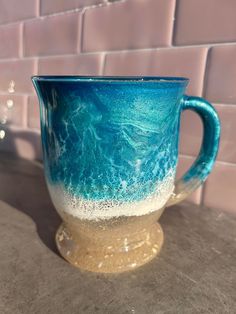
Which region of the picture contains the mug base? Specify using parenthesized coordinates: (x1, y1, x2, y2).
(55, 218, 164, 273)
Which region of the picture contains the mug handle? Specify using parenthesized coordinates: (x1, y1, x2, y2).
(167, 95, 221, 207)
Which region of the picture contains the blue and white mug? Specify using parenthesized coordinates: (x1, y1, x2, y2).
(32, 76, 220, 273)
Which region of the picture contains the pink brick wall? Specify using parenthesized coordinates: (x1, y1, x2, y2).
(0, 0, 235, 213)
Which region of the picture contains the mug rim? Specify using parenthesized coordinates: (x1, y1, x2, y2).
(31, 75, 189, 85)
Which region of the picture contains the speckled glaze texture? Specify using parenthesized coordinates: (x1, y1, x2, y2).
(32, 76, 220, 273)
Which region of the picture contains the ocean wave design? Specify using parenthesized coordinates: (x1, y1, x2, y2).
(38, 82, 183, 203)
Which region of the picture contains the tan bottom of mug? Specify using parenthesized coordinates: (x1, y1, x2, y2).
(55, 210, 164, 273)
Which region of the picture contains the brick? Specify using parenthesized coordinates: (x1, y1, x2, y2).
(0, 59, 36, 93)
(214, 104, 236, 164)
(0, 127, 42, 160)
(41, 0, 103, 15)
(38, 54, 102, 75)
(24, 12, 81, 57)
(175, 0, 236, 45)
(27, 95, 40, 129)
(104, 47, 208, 96)
(0, 95, 26, 127)
(0, 0, 37, 24)
(83, 0, 175, 52)
(0, 24, 20, 59)
(176, 155, 203, 205)
(203, 162, 236, 214)
(205, 45, 236, 104)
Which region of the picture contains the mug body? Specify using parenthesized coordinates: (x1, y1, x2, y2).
(33, 76, 188, 272)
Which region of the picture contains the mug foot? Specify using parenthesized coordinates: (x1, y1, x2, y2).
(55, 220, 164, 273)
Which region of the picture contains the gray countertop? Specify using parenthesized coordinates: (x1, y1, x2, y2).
(0, 152, 235, 314)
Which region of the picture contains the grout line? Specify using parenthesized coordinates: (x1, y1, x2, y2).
(0, 17, 37, 28)
(41, 0, 111, 18)
(0, 52, 109, 63)
(0, 8, 84, 27)
(170, 0, 179, 46)
(77, 41, 236, 54)
(0, 55, 77, 62)
(0, 42, 235, 63)
(201, 47, 212, 98)
(0, 92, 35, 97)
(0, 46, 192, 60)
(213, 160, 236, 167)
(6, 124, 40, 134)
(19, 22, 24, 58)
(199, 47, 210, 96)
(23, 95, 28, 128)
(200, 182, 206, 206)
(100, 52, 106, 75)
(179, 154, 236, 167)
(78, 9, 86, 53)
(103, 0, 126, 4)
(34, 58, 39, 75)
(81, 45, 183, 55)
(179, 154, 196, 159)
(42, 1, 113, 16)
(0, 0, 112, 28)
(36, 0, 41, 17)
(78, 0, 117, 53)
(172, 40, 236, 49)
(0, 41, 236, 63)
(213, 103, 236, 107)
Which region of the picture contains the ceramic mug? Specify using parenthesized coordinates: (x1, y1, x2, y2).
(32, 76, 220, 273)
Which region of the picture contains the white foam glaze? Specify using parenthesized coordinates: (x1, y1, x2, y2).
(48, 170, 175, 221)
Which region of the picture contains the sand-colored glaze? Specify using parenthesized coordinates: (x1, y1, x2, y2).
(56, 209, 164, 273)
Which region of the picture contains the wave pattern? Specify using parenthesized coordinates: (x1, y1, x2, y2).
(38, 81, 184, 204)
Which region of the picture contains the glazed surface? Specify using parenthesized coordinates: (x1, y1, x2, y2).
(36, 81, 185, 219)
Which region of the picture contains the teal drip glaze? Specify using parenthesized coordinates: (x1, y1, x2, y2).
(33, 77, 188, 202)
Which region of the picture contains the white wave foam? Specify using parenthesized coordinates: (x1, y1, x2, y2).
(48, 170, 175, 220)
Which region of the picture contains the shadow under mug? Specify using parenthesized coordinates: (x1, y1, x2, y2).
(32, 76, 220, 273)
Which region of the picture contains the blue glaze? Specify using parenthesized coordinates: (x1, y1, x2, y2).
(181, 95, 220, 183)
(33, 77, 188, 202)
(32, 76, 220, 205)
(166, 95, 220, 207)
